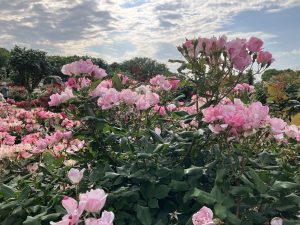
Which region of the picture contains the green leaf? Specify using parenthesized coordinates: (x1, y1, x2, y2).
(41, 213, 62, 221)
(0, 184, 16, 199)
(214, 204, 227, 220)
(148, 129, 164, 143)
(18, 186, 31, 202)
(23, 213, 46, 225)
(226, 212, 241, 225)
(272, 181, 300, 191)
(230, 186, 253, 196)
(112, 73, 123, 91)
(154, 185, 170, 199)
(170, 180, 189, 191)
(187, 188, 216, 205)
(148, 199, 159, 208)
(215, 168, 226, 184)
(246, 168, 267, 193)
(136, 205, 152, 225)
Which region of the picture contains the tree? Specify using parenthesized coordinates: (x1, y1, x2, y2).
(9, 46, 50, 94)
(0, 47, 10, 79)
(261, 68, 293, 81)
(118, 57, 173, 81)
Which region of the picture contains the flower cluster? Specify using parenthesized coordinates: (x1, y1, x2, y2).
(150, 75, 180, 91)
(233, 83, 255, 94)
(202, 99, 300, 142)
(0, 102, 83, 160)
(51, 168, 114, 225)
(192, 206, 283, 225)
(61, 59, 107, 79)
(48, 86, 75, 107)
(181, 35, 274, 71)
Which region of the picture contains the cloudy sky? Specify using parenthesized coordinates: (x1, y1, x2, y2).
(1, 0, 300, 71)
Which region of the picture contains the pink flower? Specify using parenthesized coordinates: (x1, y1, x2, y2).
(65, 59, 94, 75)
(269, 118, 286, 135)
(226, 38, 251, 71)
(63, 131, 72, 140)
(233, 83, 255, 94)
(118, 73, 129, 84)
(85, 211, 114, 225)
(121, 89, 139, 105)
(192, 206, 214, 225)
(62, 196, 78, 214)
(150, 75, 172, 91)
(285, 125, 299, 138)
(97, 88, 121, 110)
(257, 51, 274, 64)
(154, 105, 166, 116)
(91, 81, 113, 97)
(48, 93, 62, 107)
(92, 66, 107, 79)
(154, 127, 161, 135)
(79, 189, 107, 213)
(135, 96, 151, 110)
(246, 37, 263, 52)
(166, 104, 177, 112)
(169, 79, 180, 90)
(66, 78, 79, 89)
(68, 168, 85, 184)
(271, 217, 283, 225)
(80, 77, 92, 88)
(99, 211, 115, 225)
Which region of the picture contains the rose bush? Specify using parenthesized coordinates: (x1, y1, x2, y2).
(0, 35, 299, 225)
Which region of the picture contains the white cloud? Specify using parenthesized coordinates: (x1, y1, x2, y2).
(0, 0, 299, 67)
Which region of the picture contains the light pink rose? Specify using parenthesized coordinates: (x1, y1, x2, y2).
(62, 196, 78, 214)
(48, 93, 62, 107)
(79, 189, 107, 213)
(97, 88, 121, 110)
(68, 168, 85, 184)
(192, 206, 214, 225)
(92, 66, 107, 79)
(121, 89, 139, 105)
(135, 96, 151, 110)
(271, 217, 283, 225)
(268, 118, 286, 135)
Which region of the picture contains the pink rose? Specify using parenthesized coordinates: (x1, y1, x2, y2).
(79, 189, 107, 213)
(268, 118, 286, 135)
(97, 88, 121, 110)
(121, 89, 139, 105)
(66, 78, 79, 89)
(68, 168, 85, 184)
(85, 211, 114, 225)
(62, 196, 78, 214)
(192, 206, 214, 225)
(48, 93, 62, 107)
(246, 37, 263, 52)
(271, 217, 283, 225)
(257, 51, 274, 64)
(92, 66, 107, 79)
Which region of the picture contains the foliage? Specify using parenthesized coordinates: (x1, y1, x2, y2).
(1, 35, 300, 225)
(257, 70, 300, 122)
(0, 47, 11, 80)
(114, 57, 173, 81)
